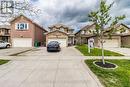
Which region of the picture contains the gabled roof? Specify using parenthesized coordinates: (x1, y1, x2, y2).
(48, 24, 74, 30)
(117, 23, 130, 29)
(105, 23, 130, 32)
(75, 23, 130, 35)
(49, 24, 67, 28)
(10, 15, 47, 32)
(75, 23, 95, 35)
(46, 30, 68, 36)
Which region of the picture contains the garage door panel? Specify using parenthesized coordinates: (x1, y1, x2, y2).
(48, 39, 67, 47)
(103, 39, 119, 48)
(12, 38, 32, 47)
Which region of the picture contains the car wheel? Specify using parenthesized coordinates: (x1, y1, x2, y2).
(6, 45, 10, 48)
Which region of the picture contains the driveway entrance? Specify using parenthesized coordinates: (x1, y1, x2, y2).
(0, 47, 102, 87)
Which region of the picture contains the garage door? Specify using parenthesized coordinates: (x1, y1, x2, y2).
(103, 39, 119, 48)
(48, 39, 67, 47)
(12, 38, 32, 47)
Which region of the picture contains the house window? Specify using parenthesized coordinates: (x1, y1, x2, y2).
(16, 23, 29, 30)
(69, 30, 73, 34)
(124, 29, 128, 33)
(116, 31, 120, 34)
(53, 28, 57, 31)
(5, 29, 9, 34)
(60, 28, 64, 32)
(81, 30, 85, 34)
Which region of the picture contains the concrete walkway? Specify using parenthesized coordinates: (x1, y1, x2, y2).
(104, 47, 130, 56)
(0, 47, 103, 87)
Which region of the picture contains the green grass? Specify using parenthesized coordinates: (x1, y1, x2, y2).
(0, 59, 10, 65)
(75, 44, 123, 56)
(85, 59, 130, 87)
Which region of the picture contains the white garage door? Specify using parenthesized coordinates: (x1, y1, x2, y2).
(48, 39, 67, 47)
(12, 38, 32, 47)
(103, 39, 119, 48)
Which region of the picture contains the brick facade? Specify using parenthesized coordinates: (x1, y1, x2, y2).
(10, 15, 47, 47)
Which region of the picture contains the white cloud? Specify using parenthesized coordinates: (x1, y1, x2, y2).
(29, 0, 99, 30)
(2, 0, 128, 30)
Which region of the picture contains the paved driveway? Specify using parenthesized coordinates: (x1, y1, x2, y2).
(0, 47, 32, 56)
(0, 47, 102, 87)
(104, 47, 130, 56)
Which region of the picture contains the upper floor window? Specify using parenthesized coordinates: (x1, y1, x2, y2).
(121, 29, 129, 34)
(68, 30, 73, 34)
(81, 30, 85, 34)
(124, 29, 129, 33)
(5, 29, 9, 34)
(53, 28, 57, 31)
(60, 28, 64, 32)
(15, 23, 29, 30)
(49, 29, 53, 32)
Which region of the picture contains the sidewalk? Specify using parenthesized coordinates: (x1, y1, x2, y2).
(83, 56, 130, 60)
(104, 47, 130, 56)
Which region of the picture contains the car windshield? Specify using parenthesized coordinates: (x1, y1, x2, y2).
(49, 41, 59, 45)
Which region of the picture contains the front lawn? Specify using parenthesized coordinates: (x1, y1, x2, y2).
(85, 59, 130, 87)
(0, 59, 10, 65)
(75, 44, 123, 56)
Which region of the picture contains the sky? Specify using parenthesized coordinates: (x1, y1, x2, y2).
(12, 0, 130, 31)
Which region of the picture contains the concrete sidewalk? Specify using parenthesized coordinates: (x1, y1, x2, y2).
(83, 56, 130, 60)
(104, 47, 130, 56)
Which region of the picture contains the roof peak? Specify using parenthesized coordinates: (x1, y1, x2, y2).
(10, 14, 47, 32)
(48, 23, 74, 30)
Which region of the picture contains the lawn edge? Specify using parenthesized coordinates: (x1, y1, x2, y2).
(81, 59, 104, 87)
(75, 45, 124, 56)
(0, 59, 11, 66)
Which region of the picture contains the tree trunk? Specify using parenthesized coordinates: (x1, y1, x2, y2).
(101, 41, 105, 64)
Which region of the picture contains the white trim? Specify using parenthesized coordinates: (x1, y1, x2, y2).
(15, 23, 18, 29)
(26, 23, 29, 29)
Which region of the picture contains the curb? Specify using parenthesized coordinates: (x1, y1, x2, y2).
(81, 60, 104, 87)
(9, 48, 34, 56)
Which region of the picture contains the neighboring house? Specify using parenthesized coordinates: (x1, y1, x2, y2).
(75, 23, 96, 45)
(0, 25, 10, 42)
(10, 15, 47, 47)
(75, 23, 130, 48)
(46, 24, 75, 47)
(112, 24, 130, 47)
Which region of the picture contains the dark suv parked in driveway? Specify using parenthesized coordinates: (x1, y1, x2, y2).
(47, 41, 61, 52)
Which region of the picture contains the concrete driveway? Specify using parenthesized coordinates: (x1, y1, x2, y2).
(0, 47, 33, 56)
(104, 47, 130, 56)
(0, 47, 102, 87)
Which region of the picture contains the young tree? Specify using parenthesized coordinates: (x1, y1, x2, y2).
(88, 0, 125, 64)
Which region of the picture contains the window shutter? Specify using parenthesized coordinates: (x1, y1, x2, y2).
(15, 23, 18, 29)
(26, 23, 29, 29)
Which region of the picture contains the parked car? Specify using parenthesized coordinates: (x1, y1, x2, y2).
(0, 41, 11, 48)
(47, 41, 61, 52)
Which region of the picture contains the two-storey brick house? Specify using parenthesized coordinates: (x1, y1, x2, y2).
(46, 24, 75, 47)
(10, 15, 47, 47)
